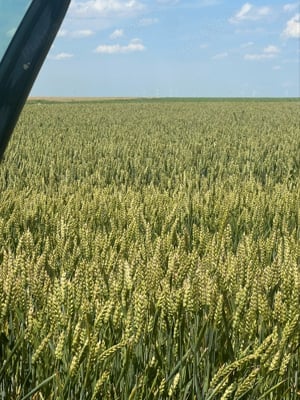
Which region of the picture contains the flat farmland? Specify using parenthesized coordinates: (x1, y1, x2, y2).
(0, 100, 299, 399)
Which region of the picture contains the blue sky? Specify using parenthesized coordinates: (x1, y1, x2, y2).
(31, 0, 300, 97)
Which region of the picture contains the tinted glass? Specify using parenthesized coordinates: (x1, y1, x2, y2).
(0, 0, 32, 63)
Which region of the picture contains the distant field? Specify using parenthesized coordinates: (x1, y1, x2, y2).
(28, 96, 300, 104)
(28, 96, 139, 103)
(1, 100, 299, 399)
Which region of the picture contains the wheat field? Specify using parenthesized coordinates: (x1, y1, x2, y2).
(0, 99, 299, 399)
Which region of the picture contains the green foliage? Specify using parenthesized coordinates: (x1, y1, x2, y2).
(0, 100, 299, 399)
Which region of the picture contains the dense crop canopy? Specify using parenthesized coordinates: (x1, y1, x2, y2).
(0, 100, 299, 399)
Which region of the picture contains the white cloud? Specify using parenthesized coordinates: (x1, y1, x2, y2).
(283, 3, 299, 12)
(244, 45, 280, 60)
(283, 13, 300, 38)
(234, 27, 264, 35)
(138, 17, 159, 26)
(94, 38, 145, 54)
(70, 0, 144, 18)
(240, 41, 254, 48)
(198, 0, 220, 5)
(272, 65, 281, 70)
(233, 2, 252, 21)
(58, 29, 68, 37)
(58, 29, 94, 38)
(50, 52, 74, 60)
(264, 45, 280, 54)
(199, 43, 209, 49)
(156, 0, 179, 4)
(282, 57, 299, 63)
(72, 29, 94, 37)
(212, 52, 228, 60)
(244, 53, 272, 60)
(229, 3, 271, 23)
(156, 0, 220, 6)
(6, 28, 16, 38)
(110, 29, 124, 39)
